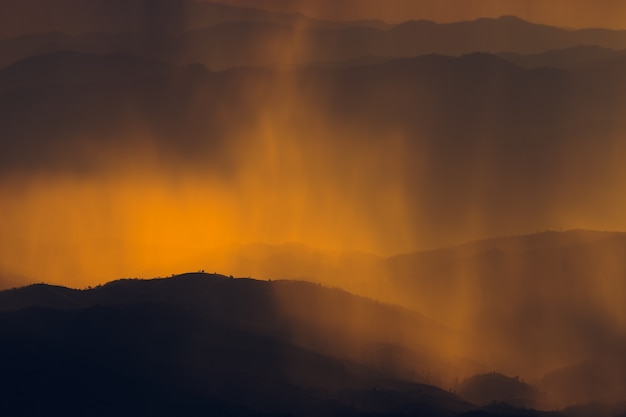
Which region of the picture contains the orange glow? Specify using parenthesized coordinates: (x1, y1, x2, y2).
(3, 2, 626, 408)
(0, 118, 417, 287)
(2, 65, 626, 290)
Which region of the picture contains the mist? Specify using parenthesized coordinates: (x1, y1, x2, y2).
(3, 52, 626, 285)
(2, 1, 626, 414)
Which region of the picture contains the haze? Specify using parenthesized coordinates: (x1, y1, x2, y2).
(1, 1, 626, 412)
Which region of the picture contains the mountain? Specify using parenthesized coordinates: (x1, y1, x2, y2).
(1, 238, 613, 414)
(172, 16, 626, 69)
(498, 46, 626, 69)
(458, 373, 537, 408)
(0, 273, 460, 380)
(1, 48, 626, 409)
(177, 230, 626, 405)
(90, 230, 626, 410)
(4, 14, 626, 70)
(385, 231, 626, 402)
(0, 0, 390, 69)
(2, 302, 452, 416)
(540, 360, 626, 408)
(2, 3, 625, 415)
(0, 273, 561, 417)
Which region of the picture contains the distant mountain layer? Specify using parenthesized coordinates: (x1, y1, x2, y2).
(0, 273, 563, 417)
(498, 45, 626, 69)
(3, 14, 626, 69)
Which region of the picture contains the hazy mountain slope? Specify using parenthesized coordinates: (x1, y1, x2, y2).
(540, 360, 626, 407)
(386, 231, 626, 398)
(95, 231, 626, 410)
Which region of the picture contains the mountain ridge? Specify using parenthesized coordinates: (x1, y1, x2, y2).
(0, 271, 567, 416)
(4, 14, 626, 70)
(2, 232, 624, 411)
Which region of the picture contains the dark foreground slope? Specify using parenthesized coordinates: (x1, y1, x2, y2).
(0, 274, 559, 417)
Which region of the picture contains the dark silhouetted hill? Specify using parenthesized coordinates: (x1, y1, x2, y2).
(458, 373, 537, 408)
(0, 274, 457, 380)
(0, 273, 563, 417)
(465, 402, 563, 417)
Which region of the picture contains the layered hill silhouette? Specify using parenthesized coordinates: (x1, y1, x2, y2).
(2, 2, 626, 416)
(96, 230, 626, 410)
(4, 8, 626, 70)
(192, 232, 626, 388)
(2, 231, 625, 414)
(497, 46, 626, 69)
(0, 273, 565, 417)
